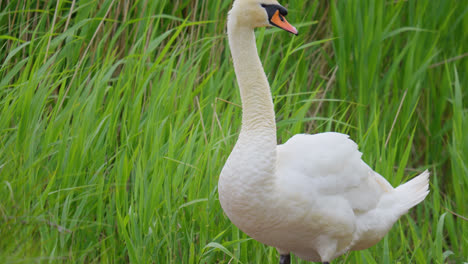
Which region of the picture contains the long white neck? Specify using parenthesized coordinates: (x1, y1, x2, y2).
(219, 17, 279, 236)
(227, 18, 276, 143)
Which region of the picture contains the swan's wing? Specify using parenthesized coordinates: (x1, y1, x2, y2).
(276, 132, 393, 213)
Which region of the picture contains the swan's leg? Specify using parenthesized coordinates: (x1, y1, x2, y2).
(279, 254, 290, 264)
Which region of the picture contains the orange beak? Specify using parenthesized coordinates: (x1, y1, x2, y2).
(270, 10, 298, 35)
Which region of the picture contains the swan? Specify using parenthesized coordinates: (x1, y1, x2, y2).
(218, 0, 430, 263)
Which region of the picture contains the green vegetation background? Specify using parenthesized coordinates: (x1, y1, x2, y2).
(0, 0, 467, 263)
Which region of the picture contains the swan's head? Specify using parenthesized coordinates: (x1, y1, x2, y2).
(229, 0, 298, 35)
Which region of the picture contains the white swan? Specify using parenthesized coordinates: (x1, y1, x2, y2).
(218, 0, 430, 263)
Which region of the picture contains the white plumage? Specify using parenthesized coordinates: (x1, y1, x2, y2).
(218, 0, 430, 263)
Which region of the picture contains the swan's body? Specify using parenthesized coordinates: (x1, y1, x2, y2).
(218, 0, 430, 263)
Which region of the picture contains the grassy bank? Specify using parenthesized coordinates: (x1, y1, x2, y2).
(0, 0, 467, 263)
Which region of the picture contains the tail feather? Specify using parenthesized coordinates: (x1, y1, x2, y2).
(394, 170, 430, 212)
(349, 170, 430, 251)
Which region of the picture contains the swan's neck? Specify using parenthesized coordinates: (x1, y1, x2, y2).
(218, 18, 279, 237)
(228, 22, 276, 139)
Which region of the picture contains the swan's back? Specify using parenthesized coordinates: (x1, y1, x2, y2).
(276, 132, 387, 213)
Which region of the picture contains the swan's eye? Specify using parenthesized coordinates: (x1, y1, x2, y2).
(261, 4, 288, 18)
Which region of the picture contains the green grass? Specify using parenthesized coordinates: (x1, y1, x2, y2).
(0, 0, 467, 263)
